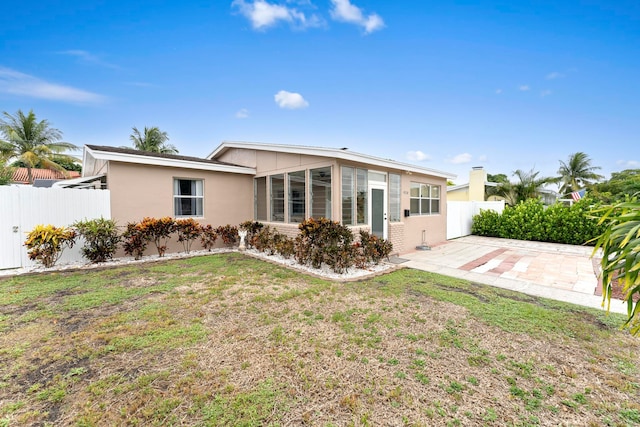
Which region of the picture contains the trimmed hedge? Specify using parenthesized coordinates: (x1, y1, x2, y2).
(472, 198, 605, 245)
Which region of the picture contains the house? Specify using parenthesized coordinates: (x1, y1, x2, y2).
(447, 166, 499, 202)
(11, 167, 80, 186)
(69, 142, 456, 254)
(448, 166, 558, 205)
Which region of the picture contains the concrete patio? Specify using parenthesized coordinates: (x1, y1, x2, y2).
(402, 235, 627, 314)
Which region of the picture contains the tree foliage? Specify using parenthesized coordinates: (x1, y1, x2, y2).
(130, 126, 178, 154)
(494, 168, 555, 206)
(556, 152, 603, 195)
(592, 197, 640, 335)
(590, 169, 640, 203)
(0, 110, 79, 184)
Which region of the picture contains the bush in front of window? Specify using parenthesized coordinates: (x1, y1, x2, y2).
(200, 225, 218, 251)
(175, 218, 202, 254)
(216, 224, 239, 247)
(239, 221, 265, 249)
(139, 217, 176, 257)
(295, 218, 357, 273)
(122, 222, 148, 260)
(73, 218, 121, 263)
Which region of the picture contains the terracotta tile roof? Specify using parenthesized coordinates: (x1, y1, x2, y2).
(11, 168, 81, 184)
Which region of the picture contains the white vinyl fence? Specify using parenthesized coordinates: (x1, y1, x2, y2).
(447, 200, 505, 240)
(0, 186, 110, 270)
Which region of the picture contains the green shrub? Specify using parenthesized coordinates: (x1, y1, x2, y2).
(73, 218, 121, 263)
(24, 224, 76, 268)
(175, 218, 201, 253)
(200, 225, 218, 251)
(472, 197, 605, 245)
(122, 222, 148, 260)
(471, 209, 501, 237)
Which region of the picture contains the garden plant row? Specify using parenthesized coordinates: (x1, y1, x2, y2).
(23, 217, 393, 274)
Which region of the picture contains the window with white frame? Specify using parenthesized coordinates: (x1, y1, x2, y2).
(389, 173, 401, 222)
(174, 179, 203, 217)
(341, 166, 368, 226)
(410, 182, 441, 215)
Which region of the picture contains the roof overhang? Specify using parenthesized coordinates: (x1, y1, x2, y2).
(85, 145, 256, 175)
(208, 141, 456, 180)
(52, 174, 106, 189)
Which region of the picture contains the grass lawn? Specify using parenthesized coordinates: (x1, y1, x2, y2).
(1, 253, 639, 426)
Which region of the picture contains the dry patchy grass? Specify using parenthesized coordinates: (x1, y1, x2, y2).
(1, 253, 639, 426)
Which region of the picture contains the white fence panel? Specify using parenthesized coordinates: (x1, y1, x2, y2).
(447, 200, 504, 240)
(0, 186, 111, 270)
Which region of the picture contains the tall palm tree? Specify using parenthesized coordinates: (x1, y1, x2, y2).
(0, 110, 79, 184)
(496, 168, 555, 206)
(129, 126, 178, 154)
(557, 152, 603, 195)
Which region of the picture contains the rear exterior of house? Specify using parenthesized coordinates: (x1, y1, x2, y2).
(77, 142, 455, 255)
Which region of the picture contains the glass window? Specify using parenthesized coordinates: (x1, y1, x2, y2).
(254, 177, 267, 221)
(341, 166, 354, 225)
(174, 179, 203, 217)
(389, 173, 401, 222)
(410, 182, 441, 215)
(271, 174, 285, 222)
(311, 167, 331, 220)
(288, 170, 306, 223)
(368, 171, 386, 182)
(356, 168, 368, 225)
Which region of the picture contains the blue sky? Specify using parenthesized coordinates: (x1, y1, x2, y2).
(1, 0, 638, 187)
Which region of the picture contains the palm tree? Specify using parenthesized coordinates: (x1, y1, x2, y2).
(556, 152, 603, 195)
(129, 126, 178, 154)
(0, 110, 79, 184)
(495, 168, 555, 206)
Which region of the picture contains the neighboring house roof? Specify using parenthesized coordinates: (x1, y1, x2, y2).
(84, 145, 256, 175)
(208, 141, 457, 180)
(11, 167, 80, 184)
(447, 181, 498, 192)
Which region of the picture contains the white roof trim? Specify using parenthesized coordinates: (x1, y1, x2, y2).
(86, 146, 256, 175)
(52, 174, 106, 188)
(208, 141, 456, 180)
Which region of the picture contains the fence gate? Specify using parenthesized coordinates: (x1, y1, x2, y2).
(0, 186, 111, 270)
(447, 200, 504, 240)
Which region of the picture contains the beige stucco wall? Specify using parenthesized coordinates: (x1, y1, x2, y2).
(106, 161, 253, 255)
(447, 187, 469, 201)
(218, 147, 449, 254)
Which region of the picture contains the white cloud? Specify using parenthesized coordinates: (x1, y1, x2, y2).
(235, 108, 250, 119)
(0, 66, 106, 103)
(540, 90, 552, 97)
(232, 0, 320, 29)
(450, 153, 472, 164)
(617, 159, 639, 168)
(274, 90, 309, 109)
(329, 0, 384, 34)
(406, 150, 431, 162)
(519, 85, 530, 91)
(58, 50, 120, 69)
(478, 154, 488, 162)
(546, 71, 564, 80)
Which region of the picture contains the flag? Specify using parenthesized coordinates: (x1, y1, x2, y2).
(571, 189, 586, 201)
